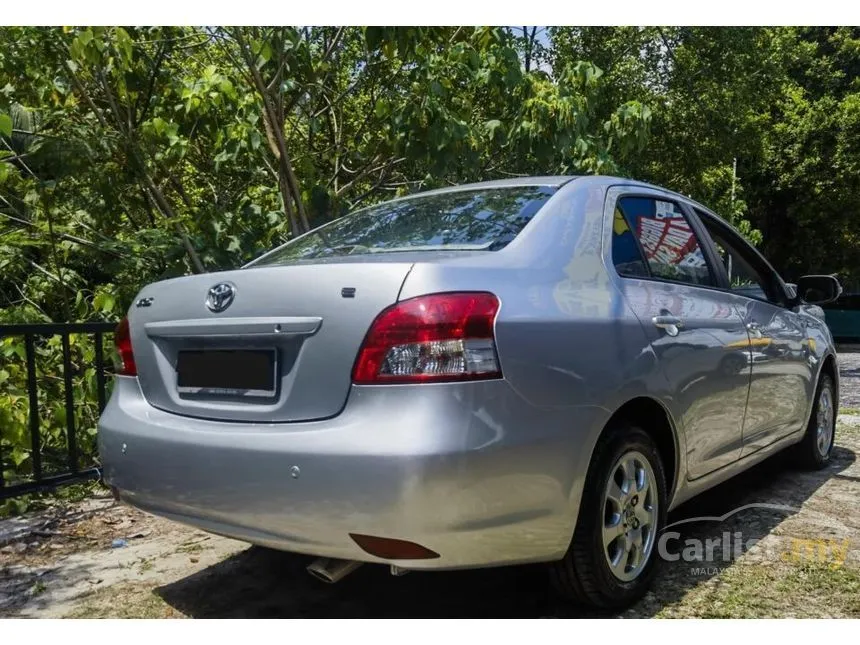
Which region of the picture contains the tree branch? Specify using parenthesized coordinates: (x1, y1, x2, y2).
(232, 27, 310, 233)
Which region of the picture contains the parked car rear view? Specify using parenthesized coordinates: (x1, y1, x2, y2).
(98, 175, 841, 610)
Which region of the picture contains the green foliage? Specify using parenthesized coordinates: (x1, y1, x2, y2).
(0, 26, 654, 496)
(0, 332, 111, 495)
(0, 26, 655, 323)
(550, 26, 860, 279)
(752, 27, 860, 281)
(1, 26, 859, 501)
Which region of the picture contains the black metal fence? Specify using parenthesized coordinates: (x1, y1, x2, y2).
(0, 322, 116, 500)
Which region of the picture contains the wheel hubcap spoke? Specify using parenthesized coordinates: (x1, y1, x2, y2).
(621, 458, 636, 493)
(628, 530, 643, 570)
(636, 471, 649, 499)
(606, 479, 627, 508)
(612, 541, 630, 574)
(634, 503, 653, 527)
(603, 513, 624, 548)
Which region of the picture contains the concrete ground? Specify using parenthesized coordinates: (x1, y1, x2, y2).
(2, 350, 859, 618)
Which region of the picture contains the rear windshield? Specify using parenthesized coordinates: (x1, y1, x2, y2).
(251, 186, 556, 265)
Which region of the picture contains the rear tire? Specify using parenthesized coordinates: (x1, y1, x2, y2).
(550, 422, 667, 610)
(792, 373, 836, 470)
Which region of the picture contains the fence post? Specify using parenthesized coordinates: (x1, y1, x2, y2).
(25, 334, 43, 482)
(1, 322, 115, 500)
(95, 331, 107, 413)
(61, 332, 78, 473)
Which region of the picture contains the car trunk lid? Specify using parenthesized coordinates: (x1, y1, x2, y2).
(127, 262, 413, 423)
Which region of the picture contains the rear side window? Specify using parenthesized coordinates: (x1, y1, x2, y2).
(612, 196, 714, 287)
(252, 186, 556, 265)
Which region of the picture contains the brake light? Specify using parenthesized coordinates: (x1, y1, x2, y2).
(114, 316, 137, 376)
(352, 292, 501, 384)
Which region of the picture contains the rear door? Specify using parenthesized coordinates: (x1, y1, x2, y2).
(608, 187, 752, 479)
(694, 210, 814, 453)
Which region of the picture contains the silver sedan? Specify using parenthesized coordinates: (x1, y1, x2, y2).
(98, 175, 841, 609)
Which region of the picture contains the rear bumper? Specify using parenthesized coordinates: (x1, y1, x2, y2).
(98, 377, 602, 569)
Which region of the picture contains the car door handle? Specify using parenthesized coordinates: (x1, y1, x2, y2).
(652, 315, 683, 337)
(746, 322, 763, 339)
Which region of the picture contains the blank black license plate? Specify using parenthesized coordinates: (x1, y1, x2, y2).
(176, 349, 277, 397)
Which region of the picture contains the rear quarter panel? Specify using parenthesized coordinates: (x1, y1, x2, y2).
(398, 177, 674, 532)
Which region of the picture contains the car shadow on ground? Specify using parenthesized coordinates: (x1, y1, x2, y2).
(155, 443, 856, 618)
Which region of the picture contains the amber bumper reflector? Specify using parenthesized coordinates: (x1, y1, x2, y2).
(349, 533, 440, 560)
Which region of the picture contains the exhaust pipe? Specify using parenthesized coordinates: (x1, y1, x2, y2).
(306, 558, 362, 584)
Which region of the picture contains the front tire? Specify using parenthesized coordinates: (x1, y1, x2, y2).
(550, 423, 667, 610)
(793, 373, 836, 470)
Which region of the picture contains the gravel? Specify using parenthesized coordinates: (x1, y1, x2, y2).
(837, 348, 860, 409)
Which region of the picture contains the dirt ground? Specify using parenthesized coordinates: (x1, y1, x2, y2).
(2, 351, 860, 619)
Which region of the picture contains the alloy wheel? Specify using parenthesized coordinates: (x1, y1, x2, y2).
(602, 450, 658, 582)
(816, 386, 834, 457)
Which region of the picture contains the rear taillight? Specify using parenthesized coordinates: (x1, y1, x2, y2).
(352, 292, 502, 384)
(114, 316, 137, 376)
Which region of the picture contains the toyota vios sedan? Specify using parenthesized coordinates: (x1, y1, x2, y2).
(98, 175, 841, 609)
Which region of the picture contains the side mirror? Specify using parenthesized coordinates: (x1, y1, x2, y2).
(796, 275, 842, 305)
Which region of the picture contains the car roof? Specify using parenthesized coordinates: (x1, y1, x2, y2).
(404, 175, 696, 202)
(356, 175, 709, 214)
(409, 175, 578, 196)
(569, 175, 701, 203)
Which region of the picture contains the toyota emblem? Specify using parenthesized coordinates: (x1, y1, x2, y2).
(206, 282, 236, 313)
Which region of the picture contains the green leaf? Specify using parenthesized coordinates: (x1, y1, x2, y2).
(484, 119, 502, 138)
(77, 28, 93, 47)
(10, 448, 29, 467)
(256, 41, 272, 67)
(0, 113, 11, 138)
(218, 78, 235, 98)
(114, 27, 134, 63)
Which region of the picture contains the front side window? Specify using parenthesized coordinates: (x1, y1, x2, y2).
(251, 186, 556, 266)
(612, 196, 714, 287)
(696, 211, 782, 305)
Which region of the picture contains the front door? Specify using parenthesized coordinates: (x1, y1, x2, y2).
(695, 212, 815, 453)
(608, 189, 753, 479)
